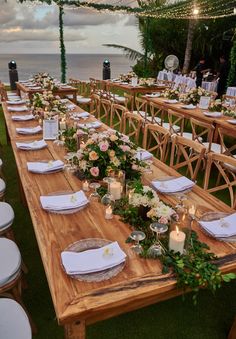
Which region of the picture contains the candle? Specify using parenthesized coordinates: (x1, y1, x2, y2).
(105, 205, 113, 219)
(80, 141, 85, 150)
(169, 226, 186, 254)
(110, 181, 121, 200)
(59, 119, 66, 130)
(82, 180, 89, 192)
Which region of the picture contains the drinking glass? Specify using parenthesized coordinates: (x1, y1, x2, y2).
(148, 222, 168, 256)
(101, 177, 115, 206)
(130, 231, 146, 254)
(89, 182, 101, 202)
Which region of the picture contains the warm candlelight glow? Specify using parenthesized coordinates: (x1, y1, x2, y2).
(193, 7, 199, 16)
(105, 205, 113, 219)
(176, 226, 179, 236)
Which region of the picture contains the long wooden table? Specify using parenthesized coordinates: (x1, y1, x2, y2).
(144, 96, 236, 140)
(2, 101, 236, 338)
(16, 82, 78, 103)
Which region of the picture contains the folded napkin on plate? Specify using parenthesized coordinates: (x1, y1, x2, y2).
(76, 111, 90, 118)
(152, 176, 195, 193)
(181, 104, 196, 110)
(40, 190, 88, 211)
(27, 160, 64, 173)
(29, 86, 41, 90)
(164, 99, 178, 104)
(12, 114, 34, 121)
(6, 100, 26, 105)
(145, 93, 160, 98)
(203, 111, 222, 118)
(16, 126, 42, 135)
(67, 104, 76, 110)
(78, 121, 102, 129)
(199, 213, 236, 238)
(16, 139, 47, 150)
(8, 106, 28, 112)
(136, 150, 153, 161)
(61, 241, 126, 275)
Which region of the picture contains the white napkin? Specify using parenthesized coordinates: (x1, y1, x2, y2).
(67, 104, 76, 110)
(181, 104, 196, 110)
(40, 190, 88, 211)
(145, 93, 160, 98)
(16, 125, 42, 135)
(136, 150, 153, 161)
(6, 100, 26, 105)
(16, 139, 47, 150)
(61, 241, 126, 275)
(164, 99, 178, 104)
(199, 213, 236, 237)
(8, 106, 28, 112)
(27, 160, 64, 173)
(152, 176, 195, 193)
(7, 95, 21, 99)
(12, 114, 34, 121)
(29, 86, 41, 90)
(78, 121, 102, 129)
(76, 112, 90, 118)
(203, 111, 222, 118)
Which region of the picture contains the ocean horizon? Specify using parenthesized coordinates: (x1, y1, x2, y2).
(0, 54, 134, 83)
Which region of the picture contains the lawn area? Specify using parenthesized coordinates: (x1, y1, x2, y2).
(0, 106, 236, 339)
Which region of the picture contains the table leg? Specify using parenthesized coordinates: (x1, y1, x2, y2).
(64, 320, 86, 339)
(228, 316, 236, 339)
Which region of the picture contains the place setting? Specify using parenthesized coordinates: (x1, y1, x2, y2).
(16, 139, 47, 150)
(16, 125, 42, 135)
(27, 160, 64, 174)
(12, 114, 35, 121)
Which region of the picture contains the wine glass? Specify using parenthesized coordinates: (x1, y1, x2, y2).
(101, 177, 115, 205)
(148, 222, 168, 257)
(130, 231, 146, 254)
(64, 152, 77, 171)
(89, 182, 101, 202)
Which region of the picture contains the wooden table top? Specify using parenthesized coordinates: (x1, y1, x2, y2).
(16, 82, 77, 94)
(2, 101, 236, 327)
(145, 96, 236, 136)
(107, 81, 166, 94)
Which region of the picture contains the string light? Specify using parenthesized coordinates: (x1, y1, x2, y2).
(193, 7, 199, 16)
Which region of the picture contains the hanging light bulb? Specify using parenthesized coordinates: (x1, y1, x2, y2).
(193, 7, 199, 16)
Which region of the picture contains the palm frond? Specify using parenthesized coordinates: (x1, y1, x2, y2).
(103, 44, 145, 61)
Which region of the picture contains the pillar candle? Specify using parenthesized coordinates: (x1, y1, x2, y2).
(169, 226, 186, 254)
(110, 181, 121, 200)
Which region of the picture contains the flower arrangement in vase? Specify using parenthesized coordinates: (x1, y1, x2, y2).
(163, 88, 180, 100)
(182, 87, 209, 105)
(31, 91, 67, 119)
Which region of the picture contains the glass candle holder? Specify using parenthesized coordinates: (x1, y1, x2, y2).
(169, 212, 192, 255)
(77, 130, 88, 150)
(107, 170, 125, 200)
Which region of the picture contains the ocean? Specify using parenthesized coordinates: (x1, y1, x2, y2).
(0, 54, 134, 84)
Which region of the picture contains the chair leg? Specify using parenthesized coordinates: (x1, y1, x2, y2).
(228, 316, 236, 339)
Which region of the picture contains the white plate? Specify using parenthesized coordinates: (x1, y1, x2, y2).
(164, 99, 178, 104)
(181, 105, 196, 110)
(145, 93, 161, 98)
(227, 119, 236, 125)
(44, 191, 89, 214)
(203, 111, 222, 118)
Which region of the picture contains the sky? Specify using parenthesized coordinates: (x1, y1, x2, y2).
(0, 0, 141, 54)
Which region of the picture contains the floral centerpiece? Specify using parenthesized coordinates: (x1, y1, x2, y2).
(181, 87, 210, 105)
(33, 72, 58, 91)
(75, 129, 148, 180)
(119, 71, 137, 83)
(162, 88, 180, 100)
(138, 78, 156, 87)
(31, 91, 67, 119)
(208, 100, 236, 118)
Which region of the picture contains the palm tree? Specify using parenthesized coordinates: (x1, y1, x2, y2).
(182, 19, 197, 73)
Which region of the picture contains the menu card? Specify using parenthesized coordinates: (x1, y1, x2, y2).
(43, 119, 59, 140)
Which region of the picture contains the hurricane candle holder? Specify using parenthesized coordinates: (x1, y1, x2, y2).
(169, 211, 192, 255)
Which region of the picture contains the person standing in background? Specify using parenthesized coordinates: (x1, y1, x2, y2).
(194, 57, 208, 88)
(217, 55, 229, 98)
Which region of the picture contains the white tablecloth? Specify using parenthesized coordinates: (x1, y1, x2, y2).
(226, 87, 236, 97)
(157, 70, 174, 81)
(202, 81, 217, 92)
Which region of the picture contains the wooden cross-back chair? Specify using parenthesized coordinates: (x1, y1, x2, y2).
(68, 78, 81, 86)
(167, 109, 185, 135)
(110, 103, 128, 132)
(190, 118, 222, 153)
(122, 112, 144, 145)
(218, 127, 236, 159)
(124, 93, 133, 111)
(143, 123, 170, 162)
(99, 98, 111, 125)
(149, 101, 166, 125)
(0, 83, 8, 102)
(178, 83, 187, 93)
(170, 135, 206, 183)
(90, 93, 100, 118)
(134, 96, 149, 121)
(204, 152, 236, 208)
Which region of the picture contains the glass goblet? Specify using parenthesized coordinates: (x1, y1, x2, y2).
(148, 222, 168, 257)
(130, 231, 146, 254)
(101, 177, 115, 206)
(89, 182, 101, 203)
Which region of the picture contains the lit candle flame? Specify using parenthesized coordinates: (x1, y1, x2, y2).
(176, 226, 179, 236)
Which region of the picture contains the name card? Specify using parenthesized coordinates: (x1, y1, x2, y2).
(199, 96, 211, 109)
(43, 119, 59, 140)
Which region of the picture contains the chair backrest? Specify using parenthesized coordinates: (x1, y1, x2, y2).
(178, 83, 187, 93)
(149, 101, 166, 125)
(190, 118, 215, 151)
(204, 152, 236, 208)
(170, 135, 206, 182)
(124, 93, 133, 111)
(218, 127, 236, 156)
(143, 123, 170, 162)
(110, 103, 128, 131)
(167, 109, 185, 135)
(90, 93, 100, 117)
(0, 84, 8, 102)
(135, 97, 148, 118)
(99, 98, 112, 125)
(122, 111, 144, 145)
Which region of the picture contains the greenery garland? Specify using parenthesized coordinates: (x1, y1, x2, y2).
(59, 4, 67, 83)
(100, 189, 236, 303)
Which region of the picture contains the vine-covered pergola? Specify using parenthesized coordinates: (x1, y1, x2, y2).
(18, 0, 236, 82)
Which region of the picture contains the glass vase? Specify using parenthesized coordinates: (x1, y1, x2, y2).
(168, 211, 192, 255)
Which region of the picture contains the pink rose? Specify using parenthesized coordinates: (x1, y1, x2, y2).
(120, 145, 130, 152)
(90, 167, 99, 177)
(158, 216, 168, 225)
(99, 142, 109, 152)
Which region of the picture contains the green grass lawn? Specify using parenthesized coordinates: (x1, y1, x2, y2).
(0, 107, 236, 339)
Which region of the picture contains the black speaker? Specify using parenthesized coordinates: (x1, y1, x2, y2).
(103, 59, 111, 80)
(8, 60, 18, 90)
